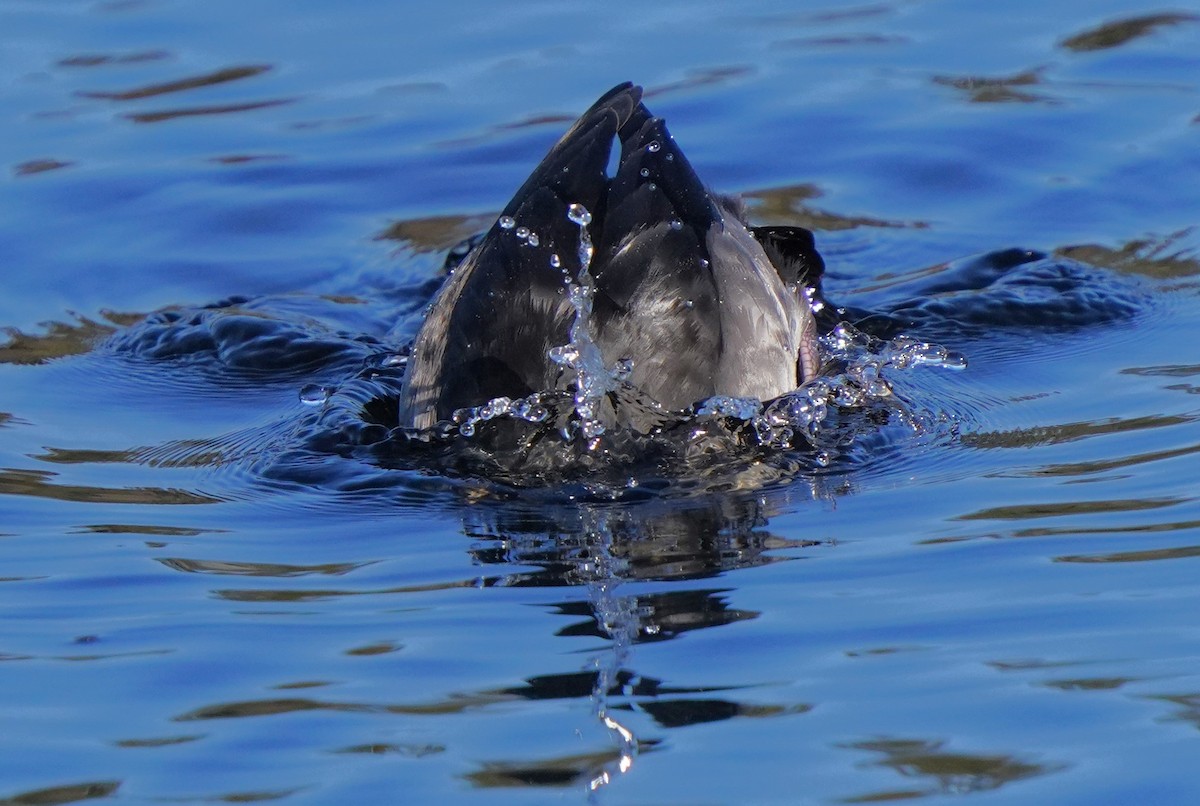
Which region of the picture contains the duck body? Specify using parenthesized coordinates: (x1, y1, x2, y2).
(398, 83, 822, 432)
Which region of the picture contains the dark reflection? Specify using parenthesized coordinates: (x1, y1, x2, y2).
(0, 314, 131, 365)
(492, 668, 796, 730)
(642, 66, 755, 99)
(934, 69, 1056, 104)
(1151, 692, 1200, 731)
(74, 523, 223, 537)
(1060, 13, 1198, 52)
(13, 159, 73, 177)
(455, 498, 820, 791)
(157, 557, 372, 577)
(114, 734, 202, 748)
(743, 183, 927, 231)
(464, 497, 821, 586)
(434, 113, 576, 148)
(1018, 442, 1200, 480)
(57, 50, 170, 68)
(344, 641, 403, 657)
(1056, 544, 1200, 564)
(333, 742, 443, 757)
(1122, 363, 1200, 378)
(126, 99, 293, 124)
(174, 496, 819, 794)
(964, 413, 1198, 450)
(208, 154, 287, 166)
(777, 34, 907, 48)
(376, 213, 498, 254)
(1057, 229, 1200, 279)
(0, 467, 220, 506)
(465, 745, 659, 790)
(548, 589, 757, 641)
(0, 780, 120, 805)
(840, 738, 1063, 800)
(77, 64, 271, 101)
(747, 4, 895, 28)
(1043, 677, 1136, 691)
(175, 698, 372, 721)
(957, 496, 1183, 521)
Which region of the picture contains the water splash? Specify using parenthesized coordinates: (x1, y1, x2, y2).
(734, 322, 968, 453)
(547, 203, 622, 448)
(448, 208, 966, 465)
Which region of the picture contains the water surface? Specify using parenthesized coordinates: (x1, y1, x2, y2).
(4, 0, 1200, 802)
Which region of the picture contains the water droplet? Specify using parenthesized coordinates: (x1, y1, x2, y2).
(639, 168, 650, 177)
(665, 153, 674, 162)
(550, 253, 561, 268)
(299, 384, 329, 406)
(527, 232, 539, 247)
(498, 216, 515, 229)
(647, 141, 660, 152)
(943, 352, 968, 370)
(683, 299, 695, 309)
(567, 203, 592, 226)
(669, 219, 682, 231)
(515, 226, 530, 239)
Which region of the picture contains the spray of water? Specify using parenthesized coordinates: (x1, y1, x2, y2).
(448, 206, 968, 463)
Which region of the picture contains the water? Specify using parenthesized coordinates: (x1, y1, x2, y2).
(3, 0, 1200, 802)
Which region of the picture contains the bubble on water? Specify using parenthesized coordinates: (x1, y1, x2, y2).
(299, 384, 330, 406)
(498, 216, 516, 230)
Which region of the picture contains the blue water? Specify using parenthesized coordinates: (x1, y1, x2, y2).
(4, 0, 1200, 802)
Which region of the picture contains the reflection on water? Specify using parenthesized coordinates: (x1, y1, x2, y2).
(1059, 12, 1198, 52)
(1058, 229, 1200, 280)
(0, 781, 122, 805)
(934, 70, 1056, 105)
(0, 467, 221, 505)
(841, 738, 1062, 800)
(3, 0, 1200, 801)
(744, 184, 928, 231)
(77, 64, 272, 101)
